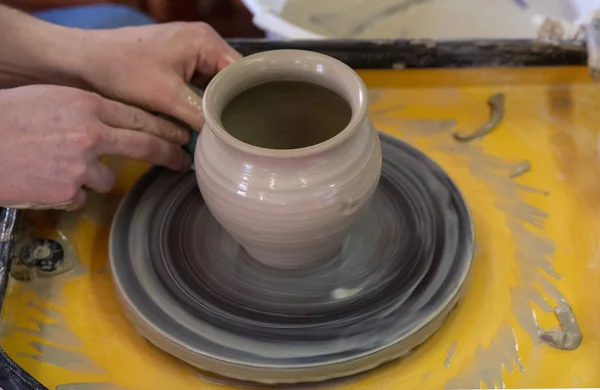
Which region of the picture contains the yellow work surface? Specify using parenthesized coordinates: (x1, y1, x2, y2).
(2, 67, 600, 389)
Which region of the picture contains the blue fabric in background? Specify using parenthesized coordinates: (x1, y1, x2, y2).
(33, 4, 155, 29)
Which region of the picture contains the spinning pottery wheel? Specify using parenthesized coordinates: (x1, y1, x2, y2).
(109, 133, 474, 383)
(3, 41, 600, 390)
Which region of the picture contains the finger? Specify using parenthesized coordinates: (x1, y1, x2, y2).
(166, 83, 205, 131)
(99, 127, 192, 172)
(64, 190, 87, 211)
(83, 161, 116, 194)
(97, 98, 190, 145)
(135, 77, 205, 131)
(193, 23, 242, 75)
(190, 73, 211, 90)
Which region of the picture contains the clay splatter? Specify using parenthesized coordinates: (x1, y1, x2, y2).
(438, 140, 582, 353)
(539, 303, 583, 350)
(17, 342, 105, 374)
(371, 106, 579, 387)
(509, 160, 532, 178)
(444, 341, 458, 368)
(452, 93, 505, 142)
(12, 302, 82, 348)
(445, 325, 524, 389)
(375, 118, 457, 137)
(331, 287, 362, 300)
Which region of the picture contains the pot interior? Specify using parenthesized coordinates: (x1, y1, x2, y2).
(220, 80, 352, 150)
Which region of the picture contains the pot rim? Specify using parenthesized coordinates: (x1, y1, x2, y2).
(202, 49, 368, 159)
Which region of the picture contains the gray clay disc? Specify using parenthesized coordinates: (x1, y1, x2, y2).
(109, 132, 475, 384)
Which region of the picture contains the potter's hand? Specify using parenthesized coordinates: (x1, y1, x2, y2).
(0, 6, 238, 128)
(79, 23, 241, 130)
(0, 85, 190, 210)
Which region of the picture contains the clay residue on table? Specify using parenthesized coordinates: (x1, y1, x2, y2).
(445, 325, 524, 389)
(370, 93, 581, 388)
(377, 118, 457, 136)
(452, 93, 505, 142)
(539, 303, 583, 350)
(6, 300, 107, 375)
(439, 138, 581, 351)
(509, 160, 532, 178)
(2, 207, 110, 377)
(444, 341, 458, 368)
(12, 302, 82, 349)
(17, 342, 105, 374)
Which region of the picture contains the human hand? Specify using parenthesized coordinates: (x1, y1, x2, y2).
(79, 22, 241, 130)
(0, 85, 190, 210)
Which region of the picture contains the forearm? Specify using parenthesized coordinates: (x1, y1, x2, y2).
(0, 5, 89, 88)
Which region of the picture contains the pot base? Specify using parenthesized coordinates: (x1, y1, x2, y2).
(241, 236, 350, 269)
(109, 133, 474, 384)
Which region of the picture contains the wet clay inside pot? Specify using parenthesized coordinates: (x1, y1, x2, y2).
(220, 81, 352, 149)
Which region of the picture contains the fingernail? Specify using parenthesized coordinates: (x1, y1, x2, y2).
(225, 51, 242, 65)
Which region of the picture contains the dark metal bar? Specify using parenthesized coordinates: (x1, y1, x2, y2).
(228, 39, 587, 69)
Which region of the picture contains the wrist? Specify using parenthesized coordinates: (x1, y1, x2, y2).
(37, 24, 93, 89)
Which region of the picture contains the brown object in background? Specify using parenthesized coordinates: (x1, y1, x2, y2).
(143, 0, 199, 22)
(204, 0, 265, 38)
(144, 0, 264, 37)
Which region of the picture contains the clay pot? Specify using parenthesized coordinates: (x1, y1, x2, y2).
(194, 49, 382, 268)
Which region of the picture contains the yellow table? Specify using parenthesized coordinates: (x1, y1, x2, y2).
(2, 67, 599, 389)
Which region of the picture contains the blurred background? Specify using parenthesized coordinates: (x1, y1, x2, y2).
(1, 0, 265, 37)
(2, 0, 600, 41)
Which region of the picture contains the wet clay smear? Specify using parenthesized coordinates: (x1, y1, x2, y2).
(220, 81, 352, 150)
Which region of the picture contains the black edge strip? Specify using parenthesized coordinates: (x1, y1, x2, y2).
(227, 39, 587, 69)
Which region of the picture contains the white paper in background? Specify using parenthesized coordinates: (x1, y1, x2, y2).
(242, 0, 600, 40)
(244, 0, 587, 21)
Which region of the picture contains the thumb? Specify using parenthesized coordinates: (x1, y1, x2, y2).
(156, 81, 205, 131)
(193, 24, 242, 75)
